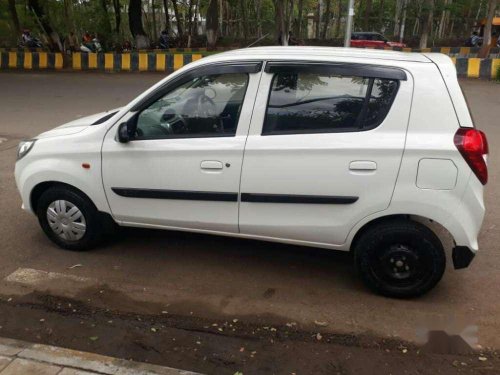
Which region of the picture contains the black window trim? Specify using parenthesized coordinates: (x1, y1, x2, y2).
(264, 61, 407, 81)
(262, 62, 402, 136)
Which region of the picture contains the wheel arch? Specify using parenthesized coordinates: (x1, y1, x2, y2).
(349, 214, 454, 253)
(30, 181, 97, 213)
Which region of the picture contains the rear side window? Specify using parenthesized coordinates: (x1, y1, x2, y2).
(263, 73, 399, 135)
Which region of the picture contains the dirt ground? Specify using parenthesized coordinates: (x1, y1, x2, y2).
(0, 72, 499, 374)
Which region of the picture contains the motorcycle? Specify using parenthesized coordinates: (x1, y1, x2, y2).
(80, 38, 103, 53)
(18, 36, 43, 49)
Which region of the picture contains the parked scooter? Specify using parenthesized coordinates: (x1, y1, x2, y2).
(80, 38, 103, 53)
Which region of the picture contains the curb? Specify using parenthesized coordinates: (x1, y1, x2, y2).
(0, 337, 201, 375)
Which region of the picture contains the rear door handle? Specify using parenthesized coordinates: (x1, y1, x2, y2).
(201, 160, 223, 170)
(349, 161, 377, 171)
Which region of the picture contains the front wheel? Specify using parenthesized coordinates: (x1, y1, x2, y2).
(354, 220, 446, 298)
(36, 186, 104, 251)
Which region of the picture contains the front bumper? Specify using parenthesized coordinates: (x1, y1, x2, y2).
(452, 246, 476, 269)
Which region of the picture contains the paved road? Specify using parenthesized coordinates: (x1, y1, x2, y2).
(0, 72, 499, 367)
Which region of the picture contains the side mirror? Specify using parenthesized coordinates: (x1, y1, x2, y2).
(117, 122, 131, 143)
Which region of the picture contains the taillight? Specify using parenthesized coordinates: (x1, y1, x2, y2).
(454, 128, 489, 185)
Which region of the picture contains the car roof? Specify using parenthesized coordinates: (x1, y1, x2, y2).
(210, 46, 430, 63)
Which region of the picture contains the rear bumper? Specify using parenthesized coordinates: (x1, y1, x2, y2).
(452, 246, 476, 269)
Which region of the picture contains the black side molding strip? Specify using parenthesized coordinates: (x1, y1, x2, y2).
(112, 188, 238, 202)
(241, 193, 358, 204)
(265, 61, 407, 81)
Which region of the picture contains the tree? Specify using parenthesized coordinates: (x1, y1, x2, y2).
(7, 0, 20, 33)
(479, 0, 497, 57)
(419, 0, 434, 48)
(206, 0, 218, 49)
(112, 0, 121, 34)
(321, 0, 332, 39)
(128, 0, 149, 48)
(170, 0, 184, 38)
(28, 0, 63, 51)
(274, 0, 287, 44)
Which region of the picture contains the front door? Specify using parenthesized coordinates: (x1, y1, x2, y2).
(102, 62, 262, 233)
(239, 61, 413, 247)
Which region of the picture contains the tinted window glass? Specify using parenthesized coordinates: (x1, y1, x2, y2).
(134, 73, 249, 139)
(263, 72, 398, 135)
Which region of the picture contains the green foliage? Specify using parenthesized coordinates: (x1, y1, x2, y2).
(496, 65, 500, 82)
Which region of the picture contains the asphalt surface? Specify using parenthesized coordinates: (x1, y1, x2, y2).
(0, 72, 499, 373)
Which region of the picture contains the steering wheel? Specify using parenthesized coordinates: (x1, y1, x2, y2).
(159, 112, 189, 134)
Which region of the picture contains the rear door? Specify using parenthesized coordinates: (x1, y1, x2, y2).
(239, 61, 413, 247)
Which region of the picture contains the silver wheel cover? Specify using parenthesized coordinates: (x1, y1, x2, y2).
(46, 200, 87, 241)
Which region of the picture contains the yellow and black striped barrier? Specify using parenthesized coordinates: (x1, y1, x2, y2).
(71, 52, 206, 72)
(1, 51, 498, 79)
(359, 46, 500, 57)
(453, 57, 500, 79)
(0, 51, 63, 70)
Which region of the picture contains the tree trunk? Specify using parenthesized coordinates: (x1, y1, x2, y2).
(393, 0, 402, 37)
(186, 0, 193, 38)
(315, 0, 321, 39)
(334, 0, 342, 37)
(152, 0, 158, 42)
(240, 0, 249, 41)
(419, 0, 434, 49)
(378, 0, 385, 31)
(99, 0, 112, 42)
(206, 0, 219, 49)
(321, 0, 332, 39)
(479, 0, 497, 58)
(296, 0, 303, 38)
(28, 0, 63, 51)
(129, 0, 150, 48)
(8, 0, 21, 33)
(364, 0, 372, 30)
(255, 0, 263, 38)
(162, 0, 170, 33)
(170, 0, 183, 37)
(274, 0, 287, 45)
(112, 0, 121, 34)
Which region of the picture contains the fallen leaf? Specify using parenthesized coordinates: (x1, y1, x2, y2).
(239, 347, 245, 352)
(89, 336, 99, 341)
(402, 349, 408, 354)
(478, 356, 488, 361)
(69, 264, 83, 269)
(151, 328, 157, 332)
(316, 333, 322, 341)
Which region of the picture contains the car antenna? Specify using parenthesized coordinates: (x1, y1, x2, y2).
(246, 33, 270, 48)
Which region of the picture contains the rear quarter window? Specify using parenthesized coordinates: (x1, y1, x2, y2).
(263, 72, 399, 135)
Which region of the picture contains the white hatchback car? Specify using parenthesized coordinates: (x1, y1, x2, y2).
(15, 47, 488, 298)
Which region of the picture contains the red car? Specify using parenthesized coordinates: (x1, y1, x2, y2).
(350, 32, 406, 48)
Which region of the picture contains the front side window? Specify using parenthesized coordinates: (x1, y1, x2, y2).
(263, 72, 398, 135)
(134, 73, 249, 139)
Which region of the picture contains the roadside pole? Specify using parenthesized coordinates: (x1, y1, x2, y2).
(344, 0, 355, 47)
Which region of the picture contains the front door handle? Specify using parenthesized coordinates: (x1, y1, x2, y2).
(201, 160, 223, 170)
(349, 161, 377, 171)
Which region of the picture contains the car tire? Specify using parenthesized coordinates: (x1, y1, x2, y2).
(354, 220, 445, 298)
(36, 186, 104, 251)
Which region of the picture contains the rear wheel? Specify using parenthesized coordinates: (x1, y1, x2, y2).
(354, 220, 446, 298)
(36, 186, 104, 251)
